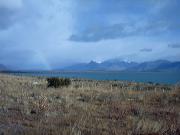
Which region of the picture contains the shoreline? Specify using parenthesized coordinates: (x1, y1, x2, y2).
(1, 71, 180, 85)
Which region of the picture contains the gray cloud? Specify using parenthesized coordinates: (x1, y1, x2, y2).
(69, 21, 171, 42)
(0, 8, 15, 30)
(0, 0, 23, 9)
(69, 24, 132, 42)
(168, 43, 180, 48)
(140, 48, 152, 52)
(70, 0, 180, 42)
(0, 0, 23, 30)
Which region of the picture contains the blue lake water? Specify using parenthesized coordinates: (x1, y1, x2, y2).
(10, 71, 180, 84)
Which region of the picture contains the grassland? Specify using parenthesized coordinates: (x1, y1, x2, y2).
(0, 73, 179, 135)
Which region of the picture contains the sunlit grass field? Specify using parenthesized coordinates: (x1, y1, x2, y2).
(0, 73, 179, 135)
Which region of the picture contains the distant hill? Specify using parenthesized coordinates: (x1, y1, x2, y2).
(63, 61, 100, 71)
(0, 64, 7, 71)
(101, 59, 138, 71)
(62, 60, 180, 72)
(128, 60, 180, 71)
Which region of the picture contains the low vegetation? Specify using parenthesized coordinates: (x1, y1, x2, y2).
(47, 77, 71, 88)
(0, 74, 179, 135)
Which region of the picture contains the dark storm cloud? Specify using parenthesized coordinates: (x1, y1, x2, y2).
(69, 23, 134, 42)
(0, 0, 23, 30)
(0, 8, 14, 30)
(70, 0, 180, 42)
(69, 21, 172, 42)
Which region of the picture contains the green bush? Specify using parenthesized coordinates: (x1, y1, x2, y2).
(47, 77, 71, 88)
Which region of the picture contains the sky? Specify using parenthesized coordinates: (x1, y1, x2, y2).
(0, 0, 180, 70)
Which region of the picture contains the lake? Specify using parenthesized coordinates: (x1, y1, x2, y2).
(9, 71, 180, 84)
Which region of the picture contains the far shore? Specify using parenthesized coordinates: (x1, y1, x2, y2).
(1, 70, 180, 85)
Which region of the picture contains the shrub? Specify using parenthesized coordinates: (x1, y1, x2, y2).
(47, 77, 71, 88)
(112, 83, 118, 87)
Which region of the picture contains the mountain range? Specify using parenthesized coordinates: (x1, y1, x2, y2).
(62, 59, 180, 72)
(1, 59, 180, 72)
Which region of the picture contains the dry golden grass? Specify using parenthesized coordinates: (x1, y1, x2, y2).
(0, 73, 179, 135)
